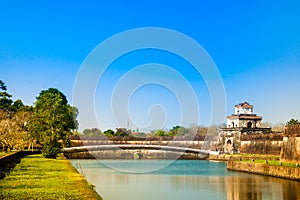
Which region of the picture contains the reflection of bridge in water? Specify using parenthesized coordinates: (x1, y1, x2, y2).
(63, 144, 215, 159)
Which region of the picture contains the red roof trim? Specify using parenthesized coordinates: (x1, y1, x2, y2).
(227, 115, 262, 120)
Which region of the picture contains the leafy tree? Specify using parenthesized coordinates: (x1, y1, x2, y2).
(169, 125, 188, 136)
(154, 129, 168, 136)
(0, 80, 30, 113)
(28, 88, 78, 158)
(0, 80, 13, 112)
(0, 80, 7, 91)
(0, 109, 11, 150)
(0, 109, 32, 151)
(83, 128, 102, 136)
(83, 129, 90, 135)
(0, 95, 13, 112)
(115, 128, 130, 137)
(286, 119, 300, 126)
(103, 129, 115, 137)
(41, 139, 62, 158)
(0, 81, 33, 151)
(11, 99, 29, 113)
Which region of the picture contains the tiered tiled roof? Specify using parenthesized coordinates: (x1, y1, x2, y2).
(235, 102, 253, 109)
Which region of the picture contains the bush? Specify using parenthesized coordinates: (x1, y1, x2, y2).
(42, 139, 61, 158)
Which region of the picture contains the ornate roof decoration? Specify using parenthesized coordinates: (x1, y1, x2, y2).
(235, 102, 254, 109)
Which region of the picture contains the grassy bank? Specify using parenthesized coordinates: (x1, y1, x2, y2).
(210, 153, 300, 167)
(227, 160, 300, 181)
(0, 151, 13, 158)
(237, 159, 299, 167)
(230, 153, 280, 159)
(0, 154, 102, 200)
(209, 153, 280, 162)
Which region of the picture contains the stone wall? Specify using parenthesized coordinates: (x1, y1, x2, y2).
(280, 125, 300, 162)
(240, 134, 283, 155)
(281, 136, 300, 162)
(285, 125, 300, 135)
(70, 133, 288, 157)
(227, 161, 300, 181)
(240, 140, 282, 155)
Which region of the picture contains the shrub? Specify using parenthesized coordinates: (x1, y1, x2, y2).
(42, 139, 61, 158)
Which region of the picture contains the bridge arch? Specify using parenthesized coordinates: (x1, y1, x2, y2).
(63, 144, 210, 159)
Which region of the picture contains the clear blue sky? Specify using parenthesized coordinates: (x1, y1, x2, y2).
(1, 1, 300, 131)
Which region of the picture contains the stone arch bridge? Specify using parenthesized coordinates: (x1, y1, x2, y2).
(63, 144, 214, 160)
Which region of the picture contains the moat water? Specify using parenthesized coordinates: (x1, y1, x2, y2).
(71, 160, 300, 200)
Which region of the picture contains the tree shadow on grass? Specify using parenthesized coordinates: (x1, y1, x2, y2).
(0, 150, 41, 180)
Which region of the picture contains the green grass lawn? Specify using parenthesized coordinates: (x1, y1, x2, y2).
(225, 153, 299, 168)
(0, 154, 102, 200)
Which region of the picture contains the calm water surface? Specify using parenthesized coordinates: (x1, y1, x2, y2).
(71, 160, 300, 200)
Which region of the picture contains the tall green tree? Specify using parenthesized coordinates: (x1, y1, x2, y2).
(28, 88, 78, 158)
(103, 129, 115, 137)
(0, 80, 13, 112)
(154, 129, 168, 136)
(169, 125, 189, 136)
(286, 118, 300, 126)
(0, 80, 7, 91)
(0, 80, 29, 113)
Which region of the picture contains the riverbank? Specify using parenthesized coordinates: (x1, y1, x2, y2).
(0, 154, 102, 200)
(208, 153, 300, 181)
(209, 153, 280, 161)
(227, 160, 300, 181)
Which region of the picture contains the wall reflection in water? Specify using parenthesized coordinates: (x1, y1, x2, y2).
(73, 160, 300, 200)
(170, 174, 300, 200)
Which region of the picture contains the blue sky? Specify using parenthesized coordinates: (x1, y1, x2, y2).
(1, 1, 300, 131)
